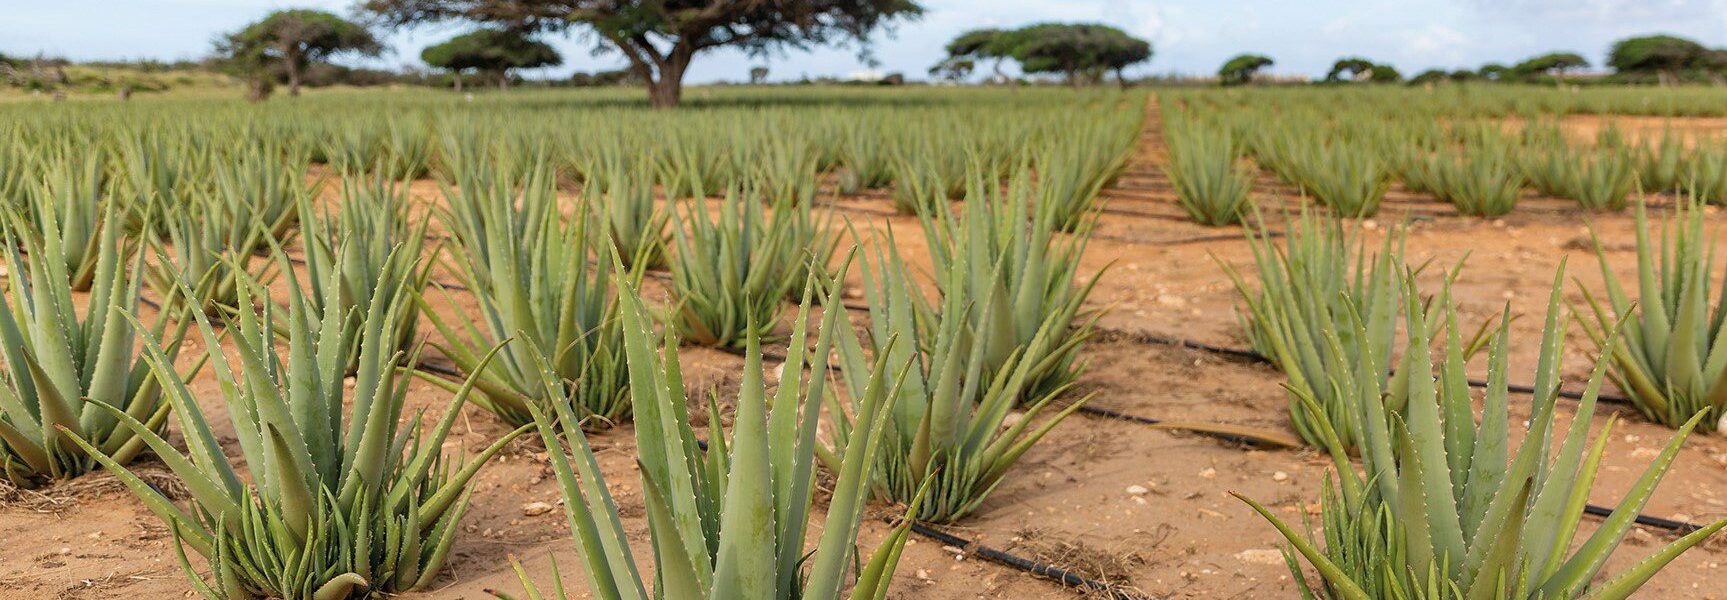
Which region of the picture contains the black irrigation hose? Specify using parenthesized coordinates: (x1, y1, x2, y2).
(1091, 230, 1280, 247)
(689, 435, 1150, 598)
(417, 360, 464, 379)
(1110, 328, 1711, 535)
(1097, 207, 1193, 223)
(1102, 330, 1268, 362)
(906, 521, 1150, 600)
(732, 345, 1286, 448)
(1107, 328, 1637, 406)
(1583, 504, 1708, 534)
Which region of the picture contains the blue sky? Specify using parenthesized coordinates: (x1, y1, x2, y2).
(4, 0, 1726, 82)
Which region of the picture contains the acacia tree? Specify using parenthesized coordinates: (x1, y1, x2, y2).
(1409, 68, 1449, 86)
(1513, 51, 1588, 83)
(927, 57, 973, 82)
(217, 9, 382, 97)
(1217, 53, 1272, 86)
(1608, 34, 1710, 85)
(748, 65, 769, 83)
(422, 29, 561, 91)
(364, 0, 923, 108)
(940, 28, 1014, 82)
(1325, 56, 1375, 81)
(1006, 23, 1151, 86)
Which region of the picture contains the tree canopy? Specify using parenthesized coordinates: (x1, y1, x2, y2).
(216, 9, 382, 98)
(936, 23, 1151, 86)
(364, 0, 922, 108)
(1513, 52, 1588, 76)
(1322, 57, 1400, 83)
(421, 29, 561, 90)
(1608, 34, 1714, 83)
(1508, 51, 1589, 84)
(1217, 53, 1273, 86)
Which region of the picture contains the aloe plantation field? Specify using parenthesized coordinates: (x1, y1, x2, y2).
(4, 84, 1727, 600)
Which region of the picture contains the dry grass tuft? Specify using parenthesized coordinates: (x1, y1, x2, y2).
(1009, 527, 1148, 598)
(0, 465, 188, 513)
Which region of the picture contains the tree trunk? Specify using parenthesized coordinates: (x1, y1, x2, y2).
(647, 50, 692, 109)
(246, 79, 270, 103)
(1116, 67, 1129, 89)
(648, 77, 681, 108)
(453, 73, 462, 92)
(284, 57, 303, 97)
(497, 70, 509, 91)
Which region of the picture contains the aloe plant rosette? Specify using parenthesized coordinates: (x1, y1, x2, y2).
(1238, 270, 1727, 599)
(70, 248, 530, 599)
(500, 257, 922, 600)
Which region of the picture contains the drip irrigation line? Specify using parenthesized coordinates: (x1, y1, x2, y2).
(1089, 230, 1280, 247)
(685, 435, 1152, 598)
(1098, 207, 1194, 223)
(1581, 504, 1708, 534)
(1108, 329, 1709, 535)
(417, 360, 464, 379)
(724, 345, 1292, 447)
(1105, 327, 1636, 406)
(1100, 330, 1269, 362)
(818, 202, 904, 219)
(906, 521, 1151, 600)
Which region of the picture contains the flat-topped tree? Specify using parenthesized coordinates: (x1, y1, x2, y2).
(940, 28, 1016, 82)
(1218, 53, 1272, 86)
(363, 0, 923, 108)
(1513, 51, 1588, 83)
(216, 9, 382, 98)
(1010, 23, 1151, 87)
(422, 28, 562, 91)
(1326, 56, 1375, 81)
(1609, 34, 1711, 84)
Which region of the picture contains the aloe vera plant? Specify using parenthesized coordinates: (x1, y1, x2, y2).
(1223, 211, 1464, 450)
(208, 142, 309, 251)
(1579, 197, 1727, 430)
(1239, 272, 1727, 599)
(1682, 142, 1727, 205)
(297, 175, 432, 367)
(922, 165, 1105, 400)
(1164, 122, 1253, 226)
(838, 115, 894, 194)
(16, 146, 107, 290)
(430, 160, 631, 427)
(1637, 129, 1685, 193)
(1037, 117, 1135, 232)
(1299, 140, 1390, 218)
(498, 262, 921, 600)
(825, 240, 1090, 522)
(1429, 144, 1525, 217)
(581, 153, 667, 270)
(147, 201, 278, 318)
(114, 128, 210, 236)
(1566, 147, 1637, 211)
(750, 135, 820, 206)
(71, 249, 530, 599)
(0, 206, 194, 487)
(668, 188, 836, 347)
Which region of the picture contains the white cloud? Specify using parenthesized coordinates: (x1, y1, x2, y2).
(1406, 24, 1470, 63)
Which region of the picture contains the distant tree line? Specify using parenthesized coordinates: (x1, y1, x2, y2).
(1214, 34, 1727, 87)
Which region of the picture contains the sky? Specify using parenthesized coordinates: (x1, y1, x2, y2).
(4, 0, 1727, 82)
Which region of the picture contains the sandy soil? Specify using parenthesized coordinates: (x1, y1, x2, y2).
(4, 100, 1727, 600)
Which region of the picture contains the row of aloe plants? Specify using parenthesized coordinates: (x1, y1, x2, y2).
(1225, 200, 1727, 594)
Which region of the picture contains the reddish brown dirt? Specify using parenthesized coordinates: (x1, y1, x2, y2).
(5, 103, 1727, 600)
